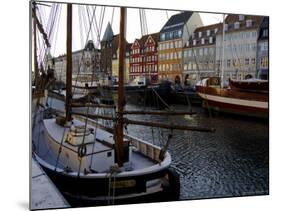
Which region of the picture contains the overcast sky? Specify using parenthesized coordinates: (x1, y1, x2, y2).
(35, 3, 223, 57)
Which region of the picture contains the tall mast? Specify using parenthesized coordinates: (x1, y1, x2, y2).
(115, 7, 126, 167)
(221, 14, 225, 87)
(65, 3, 72, 122)
(33, 2, 39, 88)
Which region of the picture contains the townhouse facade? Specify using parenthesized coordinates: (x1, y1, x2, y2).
(158, 11, 203, 82)
(129, 33, 159, 83)
(183, 23, 222, 85)
(215, 14, 263, 81)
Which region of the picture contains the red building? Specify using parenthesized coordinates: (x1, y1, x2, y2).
(129, 33, 159, 83)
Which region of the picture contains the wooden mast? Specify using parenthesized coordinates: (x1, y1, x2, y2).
(65, 3, 72, 122)
(115, 7, 126, 167)
(33, 2, 39, 88)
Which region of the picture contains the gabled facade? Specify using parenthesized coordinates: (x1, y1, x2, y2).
(183, 23, 222, 84)
(158, 11, 203, 82)
(215, 14, 263, 81)
(49, 40, 100, 82)
(129, 33, 159, 83)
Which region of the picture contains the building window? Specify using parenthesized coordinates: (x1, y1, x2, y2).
(239, 15, 245, 21)
(207, 30, 210, 36)
(199, 48, 203, 56)
(245, 58, 250, 65)
(186, 41, 189, 47)
(234, 22, 240, 29)
(178, 41, 182, 48)
(161, 34, 165, 41)
(193, 40, 196, 46)
(246, 19, 252, 27)
(263, 29, 269, 37)
(227, 59, 231, 67)
(251, 58, 256, 65)
(201, 38, 205, 45)
(224, 24, 228, 31)
(199, 32, 202, 38)
(209, 37, 213, 44)
(188, 50, 192, 57)
(178, 30, 182, 37)
(204, 48, 208, 55)
(214, 28, 218, 33)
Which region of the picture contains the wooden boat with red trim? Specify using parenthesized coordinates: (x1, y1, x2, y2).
(195, 77, 268, 118)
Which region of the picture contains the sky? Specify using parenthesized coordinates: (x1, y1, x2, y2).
(35, 3, 223, 58)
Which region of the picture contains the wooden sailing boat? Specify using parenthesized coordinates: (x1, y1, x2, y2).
(195, 15, 269, 118)
(32, 3, 214, 206)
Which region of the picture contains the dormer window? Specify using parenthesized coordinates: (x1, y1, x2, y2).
(239, 15, 244, 21)
(201, 38, 205, 45)
(234, 22, 240, 29)
(207, 30, 210, 36)
(246, 19, 252, 27)
(209, 37, 213, 44)
(199, 32, 202, 38)
(193, 40, 196, 46)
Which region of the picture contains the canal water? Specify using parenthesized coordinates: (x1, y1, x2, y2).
(124, 103, 269, 200)
(46, 96, 269, 201)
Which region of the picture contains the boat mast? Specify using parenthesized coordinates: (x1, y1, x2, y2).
(115, 7, 126, 167)
(65, 3, 72, 122)
(33, 2, 39, 88)
(221, 14, 226, 87)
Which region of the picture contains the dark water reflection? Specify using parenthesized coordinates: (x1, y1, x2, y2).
(124, 103, 269, 200)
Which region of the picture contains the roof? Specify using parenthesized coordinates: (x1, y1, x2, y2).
(186, 23, 222, 48)
(217, 14, 263, 34)
(101, 22, 114, 42)
(194, 23, 223, 34)
(160, 11, 193, 34)
(138, 32, 160, 48)
(84, 40, 95, 51)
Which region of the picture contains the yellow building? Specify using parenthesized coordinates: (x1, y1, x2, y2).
(112, 45, 130, 83)
(158, 11, 202, 82)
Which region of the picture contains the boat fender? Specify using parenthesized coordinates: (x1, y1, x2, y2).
(78, 145, 87, 157)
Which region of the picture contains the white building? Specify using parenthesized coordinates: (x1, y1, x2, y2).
(215, 14, 263, 81)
